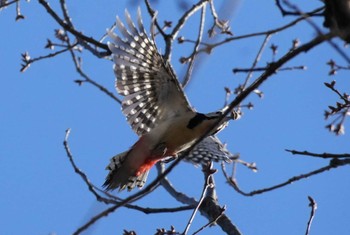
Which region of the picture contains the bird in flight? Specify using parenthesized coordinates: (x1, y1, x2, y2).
(104, 9, 239, 191)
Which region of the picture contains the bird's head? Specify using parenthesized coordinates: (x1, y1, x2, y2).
(203, 107, 241, 135)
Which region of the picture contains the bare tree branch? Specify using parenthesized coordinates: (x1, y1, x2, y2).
(181, 4, 206, 88)
(193, 8, 323, 55)
(242, 35, 271, 89)
(20, 44, 77, 72)
(63, 30, 121, 103)
(275, 0, 324, 17)
(0, 0, 19, 8)
(286, 149, 350, 159)
(223, 157, 350, 196)
(182, 163, 215, 235)
(233, 65, 306, 74)
(38, 0, 110, 56)
(305, 196, 317, 235)
(192, 206, 225, 235)
(165, 0, 209, 61)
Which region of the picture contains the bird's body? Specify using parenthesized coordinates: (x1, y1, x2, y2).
(104, 9, 239, 191)
(104, 111, 230, 190)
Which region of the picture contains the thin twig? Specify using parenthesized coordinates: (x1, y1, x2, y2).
(195, 8, 323, 55)
(182, 164, 213, 235)
(126, 204, 194, 214)
(324, 81, 350, 104)
(20, 44, 77, 72)
(275, 0, 324, 17)
(164, 0, 209, 61)
(191, 164, 224, 235)
(242, 35, 272, 90)
(233, 65, 306, 73)
(15, 0, 24, 21)
(63, 129, 116, 204)
(305, 196, 317, 235)
(222, 158, 350, 196)
(0, 0, 19, 8)
(38, 0, 110, 54)
(64, 31, 121, 103)
(286, 149, 350, 159)
(192, 207, 225, 235)
(182, 4, 206, 88)
(144, 0, 166, 38)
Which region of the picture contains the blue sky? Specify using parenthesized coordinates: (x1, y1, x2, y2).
(1, 0, 350, 234)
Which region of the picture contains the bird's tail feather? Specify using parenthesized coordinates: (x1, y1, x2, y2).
(103, 151, 149, 191)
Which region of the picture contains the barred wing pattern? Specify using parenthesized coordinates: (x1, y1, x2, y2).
(182, 135, 236, 165)
(107, 10, 235, 190)
(108, 9, 193, 136)
(105, 151, 149, 190)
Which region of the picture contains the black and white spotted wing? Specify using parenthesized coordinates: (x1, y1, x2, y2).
(108, 9, 194, 135)
(181, 136, 236, 165)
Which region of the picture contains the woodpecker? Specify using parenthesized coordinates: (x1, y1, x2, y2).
(104, 9, 239, 191)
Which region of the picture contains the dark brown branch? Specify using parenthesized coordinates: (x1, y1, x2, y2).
(38, 0, 110, 54)
(305, 196, 317, 235)
(59, 0, 71, 26)
(223, 157, 350, 196)
(197, 9, 323, 54)
(126, 204, 194, 214)
(323, 81, 350, 135)
(20, 44, 76, 72)
(286, 149, 350, 159)
(0, 0, 19, 8)
(275, 0, 324, 17)
(58, 0, 110, 58)
(233, 65, 306, 74)
(324, 81, 350, 104)
(144, 0, 167, 38)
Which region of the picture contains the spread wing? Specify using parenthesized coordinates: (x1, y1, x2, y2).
(108, 9, 194, 135)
